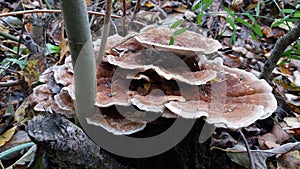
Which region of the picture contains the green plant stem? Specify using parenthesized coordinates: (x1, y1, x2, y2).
(0, 31, 20, 42)
(97, 0, 112, 62)
(0, 142, 35, 159)
(43, 0, 57, 19)
(203, 12, 275, 21)
(259, 24, 300, 80)
(60, 0, 96, 122)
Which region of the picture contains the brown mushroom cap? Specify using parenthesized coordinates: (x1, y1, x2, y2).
(96, 78, 131, 107)
(129, 89, 185, 112)
(86, 108, 146, 135)
(164, 58, 277, 129)
(32, 28, 277, 134)
(106, 51, 217, 85)
(135, 27, 222, 55)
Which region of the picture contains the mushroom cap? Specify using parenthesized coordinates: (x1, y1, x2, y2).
(86, 107, 147, 135)
(95, 78, 131, 107)
(129, 89, 185, 112)
(86, 114, 146, 135)
(106, 50, 217, 85)
(164, 58, 277, 129)
(135, 27, 222, 55)
(32, 28, 277, 134)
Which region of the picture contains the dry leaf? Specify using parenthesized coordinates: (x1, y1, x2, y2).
(226, 142, 300, 169)
(59, 38, 70, 63)
(258, 133, 280, 149)
(0, 126, 17, 147)
(277, 150, 300, 169)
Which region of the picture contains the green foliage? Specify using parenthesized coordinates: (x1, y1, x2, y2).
(169, 19, 188, 45)
(192, 0, 214, 25)
(192, 2, 262, 44)
(224, 7, 262, 44)
(271, 5, 300, 29)
(278, 44, 300, 66)
(271, 3, 300, 65)
(45, 43, 60, 55)
(190, 0, 300, 63)
(1, 58, 27, 70)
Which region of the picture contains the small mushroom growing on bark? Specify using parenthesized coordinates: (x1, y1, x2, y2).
(31, 27, 277, 135)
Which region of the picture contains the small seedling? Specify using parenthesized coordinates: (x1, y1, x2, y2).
(169, 19, 188, 45)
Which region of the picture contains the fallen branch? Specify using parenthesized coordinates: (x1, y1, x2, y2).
(27, 112, 129, 169)
(0, 9, 121, 19)
(259, 24, 300, 80)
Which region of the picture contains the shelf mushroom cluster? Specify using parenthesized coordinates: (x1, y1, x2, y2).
(32, 27, 277, 135)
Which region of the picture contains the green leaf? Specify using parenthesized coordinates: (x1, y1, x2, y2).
(173, 27, 188, 36)
(197, 12, 203, 25)
(169, 36, 174, 45)
(225, 7, 235, 17)
(230, 29, 237, 44)
(279, 49, 293, 57)
(202, 0, 214, 11)
(246, 13, 256, 22)
(249, 31, 258, 41)
(294, 49, 300, 55)
(293, 11, 300, 17)
(278, 59, 290, 67)
(271, 15, 290, 28)
(192, 3, 200, 11)
(4, 58, 27, 69)
(171, 19, 184, 29)
(255, 2, 260, 16)
(45, 43, 60, 55)
(281, 9, 295, 14)
(271, 19, 285, 28)
(253, 23, 262, 37)
(225, 17, 235, 29)
(288, 55, 300, 61)
(235, 17, 252, 28)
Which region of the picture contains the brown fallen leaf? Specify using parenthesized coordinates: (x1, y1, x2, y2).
(277, 150, 300, 169)
(258, 133, 280, 149)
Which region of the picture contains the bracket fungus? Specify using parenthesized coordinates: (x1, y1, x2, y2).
(31, 27, 277, 135)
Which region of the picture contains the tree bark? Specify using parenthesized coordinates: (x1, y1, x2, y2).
(27, 112, 132, 169)
(27, 112, 103, 168)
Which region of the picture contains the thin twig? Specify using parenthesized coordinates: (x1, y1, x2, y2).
(97, 0, 112, 62)
(0, 9, 121, 19)
(122, 0, 127, 36)
(0, 44, 27, 58)
(89, 0, 100, 28)
(0, 79, 25, 87)
(238, 129, 255, 169)
(130, 0, 141, 22)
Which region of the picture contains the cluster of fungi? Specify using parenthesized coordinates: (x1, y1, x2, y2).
(31, 27, 277, 135)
